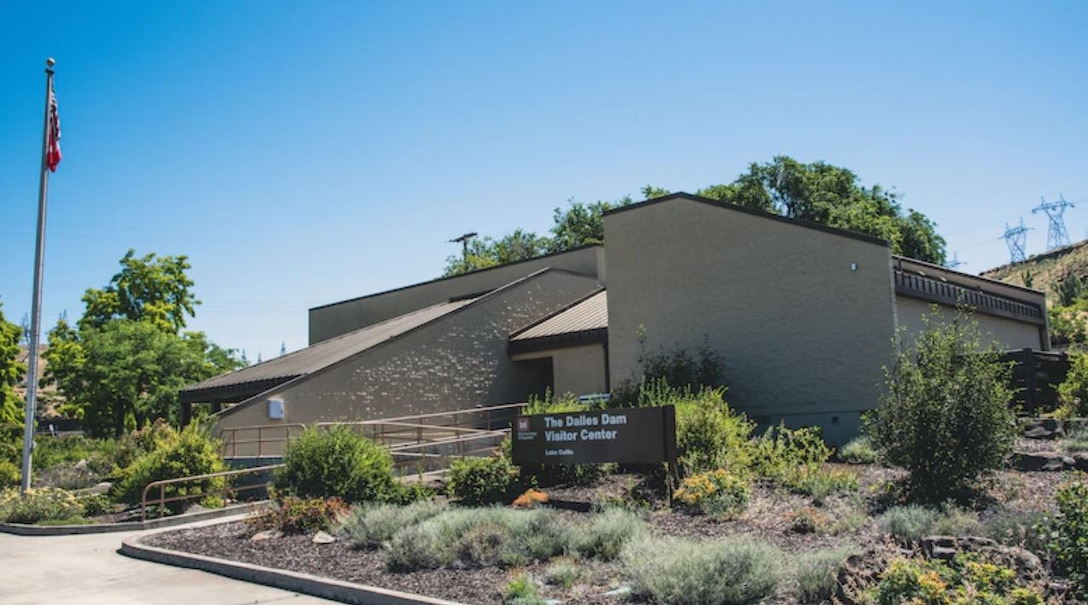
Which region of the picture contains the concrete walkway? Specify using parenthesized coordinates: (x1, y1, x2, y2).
(0, 519, 333, 605)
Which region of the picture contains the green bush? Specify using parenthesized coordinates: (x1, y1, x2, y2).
(1056, 352, 1088, 418)
(78, 492, 113, 517)
(570, 506, 647, 560)
(337, 500, 445, 549)
(0, 459, 19, 489)
(111, 423, 227, 513)
(982, 509, 1047, 553)
(872, 554, 1043, 605)
(620, 534, 786, 605)
(838, 435, 878, 464)
(445, 455, 518, 505)
(247, 495, 349, 534)
(781, 465, 859, 504)
(542, 558, 583, 588)
(1046, 475, 1088, 599)
(0, 486, 85, 524)
(752, 425, 832, 480)
(1060, 427, 1088, 453)
(385, 507, 569, 571)
(672, 385, 755, 476)
(502, 572, 545, 605)
(673, 469, 750, 519)
(794, 547, 858, 603)
(878, 504, 940, 542)
(274, 425, 396, 504)
(866, 311, 1017, 504)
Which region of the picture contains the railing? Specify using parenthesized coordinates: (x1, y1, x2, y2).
(140, 463, 282, 522)
(218, 423, 306, 459)
(894, 269, 1045, 324)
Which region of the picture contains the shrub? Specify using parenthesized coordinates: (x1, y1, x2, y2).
(1045, 474, 1088, 599)
(385, 507, 569, 571)
(571, 506, 647, 561)
(542, 557, 583, 588)
(781, 465, 859, 504)
(275, 425, 396, 504)
(838, 435, 878, 464)
(671, 385, 755, 476)
(247, 495, 349, 535)
(982, 509, 1047, 554)
(673, 469, 750, 518)
(794, 546, 858, 603)
(337, 500, 445, 549)
(111, 423, 227, 513)
(866, 311, 1017, 504)
(445, 455, 518, 505)
(872, 554, 1043, 604)
(78, 492, 113, 517)
(621, 534, 786, 605)
(0, 459, 19, 489)
(752, 425, 832, 480)
(878, 504, 939, 542)
(1060, 427, 1088, 453)
(1056, 352, 1088, 419)
(502, 572, 545, 605)
(0, 486, 84, 524)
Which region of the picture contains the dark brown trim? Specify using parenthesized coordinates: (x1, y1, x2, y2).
(894, 269, 1046, 326)
(179, 376, 300, 405)
(508, 327, 608, 356)
(603, 192, 891, 248)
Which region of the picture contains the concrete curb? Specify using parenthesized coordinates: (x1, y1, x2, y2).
(0, 501, 264, 536)
(120, 530, 465, 605)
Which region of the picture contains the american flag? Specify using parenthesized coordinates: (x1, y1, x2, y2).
(46, 85, 61, 172)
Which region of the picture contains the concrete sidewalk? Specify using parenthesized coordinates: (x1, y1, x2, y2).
(0, 519, 333, 605)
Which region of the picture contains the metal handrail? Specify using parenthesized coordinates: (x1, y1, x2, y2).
(217, 423, 306, 458)
(139, 463, 282, 522)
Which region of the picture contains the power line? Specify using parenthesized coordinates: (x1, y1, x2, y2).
(1000, 219, 1031, 264)
(1032, 194, 1076, 251)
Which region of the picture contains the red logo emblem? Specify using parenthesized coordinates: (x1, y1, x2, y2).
(517, 418, 530, 432)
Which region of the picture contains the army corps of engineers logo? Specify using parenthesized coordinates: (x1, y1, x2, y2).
(516, 417, 536, 440)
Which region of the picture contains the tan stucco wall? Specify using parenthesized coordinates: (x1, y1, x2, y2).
(604, 197, 896, 442)
(217, 270, 601, 439)
(309, 246, 605, 344)
(894, 296, 1046, 350)
(511, 344, 608, 397)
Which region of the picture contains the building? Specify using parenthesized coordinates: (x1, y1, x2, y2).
(183, 193, 1048, 445)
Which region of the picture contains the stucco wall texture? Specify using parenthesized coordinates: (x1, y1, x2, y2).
(511, 344, 608, 397)
(308, 246, 605, 345)
(895, 296, 1045, 350)
(217, 270, 600, 434)
(604, 197, 897, 444)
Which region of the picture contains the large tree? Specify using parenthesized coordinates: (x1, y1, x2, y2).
(442, 157, 946, 276)
(0, 301, 25, 427)
(45, 251, 242, 437)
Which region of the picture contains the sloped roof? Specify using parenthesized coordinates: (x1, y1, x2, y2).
(180, 298, 474, 403)
(509, 289, 607, 354)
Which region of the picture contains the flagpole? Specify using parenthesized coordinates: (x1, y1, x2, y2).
(20, 58, 56, 494)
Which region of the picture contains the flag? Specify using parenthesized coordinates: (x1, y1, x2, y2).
(46, 85, 61, 172)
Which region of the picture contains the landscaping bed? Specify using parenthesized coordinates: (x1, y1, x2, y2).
(142, 465, 1077, 605)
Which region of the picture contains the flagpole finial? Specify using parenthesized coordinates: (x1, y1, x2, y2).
(46, 57, 55, 67)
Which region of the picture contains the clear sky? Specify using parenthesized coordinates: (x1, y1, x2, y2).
(1, 1, 1086, 361)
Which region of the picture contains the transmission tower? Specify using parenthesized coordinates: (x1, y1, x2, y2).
(1032, 194, 1076, 250)
(946, 252, 965, 270)
(1000, 219, 1031, 263)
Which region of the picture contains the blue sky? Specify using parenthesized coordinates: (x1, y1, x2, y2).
(1, 1, 1086, 361)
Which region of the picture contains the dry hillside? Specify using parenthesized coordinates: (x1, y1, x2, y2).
(981, 239, 1088, 300)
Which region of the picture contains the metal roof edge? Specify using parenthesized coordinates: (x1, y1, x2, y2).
(509, 287, 606, 338)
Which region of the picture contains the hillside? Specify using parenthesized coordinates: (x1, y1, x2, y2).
(981, 239, 1088, 299)
(14, 345, 64, 417)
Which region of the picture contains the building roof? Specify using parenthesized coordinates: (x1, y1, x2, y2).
(509, 289, 608, 354)
(180, 298, 474, 404)
(603, 192, 891, 248)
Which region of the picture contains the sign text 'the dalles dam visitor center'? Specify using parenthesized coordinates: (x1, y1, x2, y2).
(511, 406, 676, 466)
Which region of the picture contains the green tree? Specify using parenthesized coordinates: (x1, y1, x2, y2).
(442, 229, 551, 277)
(548, 197, 632, 252)
(80, 249, 200, 333)
(43, 250, 242, 436)
(866, 310, 1016, 503)
(0, 301, 26, 427)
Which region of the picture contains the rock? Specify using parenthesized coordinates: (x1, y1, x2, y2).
(312, 531, 336, 544)
(603, 586, 631, 597)
(1021, 419, 1063, 440)
(1010, 451, 1070, 471)
(250, 530, 282, 541)
(1072, 453, 1088, 471)
(87, 482, 112, 495)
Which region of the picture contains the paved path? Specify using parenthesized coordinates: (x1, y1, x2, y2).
(1, 520, 333, 605)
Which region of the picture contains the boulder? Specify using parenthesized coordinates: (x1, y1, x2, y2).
(250, 529, 282, 541)
(1072, 452, 1088, 472)
(311, 531, 336, 544)
(1010, 451, 1072, 471)
(1021, 418, 1063, 440)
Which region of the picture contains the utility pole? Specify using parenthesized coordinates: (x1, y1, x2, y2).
(449, 232, 477, 260)
(1000, 220, 1031, 264)
(1032, 194, 1076, 251)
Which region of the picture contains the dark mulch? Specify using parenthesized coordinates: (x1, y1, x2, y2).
(143, 464, 1068, 605)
